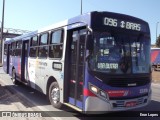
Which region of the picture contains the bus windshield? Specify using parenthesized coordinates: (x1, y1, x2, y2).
(88, 31, 150, 74)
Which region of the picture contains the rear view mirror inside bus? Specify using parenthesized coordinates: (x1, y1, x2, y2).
(86, 35, 93, 50)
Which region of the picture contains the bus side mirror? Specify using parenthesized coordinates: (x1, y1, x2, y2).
(86, 35, 93, 50)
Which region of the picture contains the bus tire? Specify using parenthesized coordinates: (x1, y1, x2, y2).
(12, 69, 19, 85)
(48, 82, 62, 109)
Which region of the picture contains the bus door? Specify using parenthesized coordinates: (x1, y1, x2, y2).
(22, 40, 29, 82)
(68, 29, 86, 109)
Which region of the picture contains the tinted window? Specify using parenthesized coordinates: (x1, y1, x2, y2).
(11, 42, 16, 56)
(49, 45, 63, 58)
(49, 29, 63, 58)
(16, 41, 22, 48)
(29, 47, 38, 57)
(15, 49, 21, 56)
(31, 36, 38, 46)
(51, 30, 63, 44)
(38, 46, 48, 58)
(4, 44, 7, 55)
(11, 42, 16, 49)
(40, 33, 48, 45)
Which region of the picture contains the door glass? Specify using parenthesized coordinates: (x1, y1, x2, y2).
(69, 31, 78, 99)
(76, 29, 86, 102)
(68, 29, 86, 109)
(24, 41, 29, 81)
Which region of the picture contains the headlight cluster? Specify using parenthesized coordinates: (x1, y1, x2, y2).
(89, 83, 109, 101)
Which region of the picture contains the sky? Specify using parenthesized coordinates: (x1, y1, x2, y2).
(0, 0, 160, 44)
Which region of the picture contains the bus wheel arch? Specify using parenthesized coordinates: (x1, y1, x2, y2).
(47, 77, 62, 109)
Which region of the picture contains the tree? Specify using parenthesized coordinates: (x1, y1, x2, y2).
(156, 35, 160, 47)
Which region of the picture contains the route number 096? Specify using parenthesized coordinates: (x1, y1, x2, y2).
(104, 17, 118, 27)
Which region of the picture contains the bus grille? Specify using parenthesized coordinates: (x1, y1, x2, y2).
(107, 77, 151, 87)
(112, 97, 146, 108)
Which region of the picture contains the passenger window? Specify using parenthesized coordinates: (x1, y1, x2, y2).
(40, 33, 48, 45)
(51, 30, 63, 44)
(49, 30, 63, 58)
(4, 44, 7, 55)
(11, 42, 16, 56)
(31, 36, 38, 46)
(16, 41, 22, 49)
(49, 45, 63, 58)
(38, 46, 48, 58)
(12, 42, 16, 49)
(15, 41, 22, 56)
(29, 47, 38, 57)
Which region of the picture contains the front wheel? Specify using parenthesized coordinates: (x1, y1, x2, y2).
(48, 82, 62, 109)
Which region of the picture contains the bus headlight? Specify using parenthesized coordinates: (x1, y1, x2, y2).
(90, 85, 98, 93)
(89, 83, 109, 101)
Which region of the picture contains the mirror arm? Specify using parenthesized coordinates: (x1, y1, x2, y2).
(87, 26, 93, 33)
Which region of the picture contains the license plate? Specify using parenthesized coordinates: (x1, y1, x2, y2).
(125, 101, 137, 107)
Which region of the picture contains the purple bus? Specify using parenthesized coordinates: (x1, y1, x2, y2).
(3, 11, 151, 113)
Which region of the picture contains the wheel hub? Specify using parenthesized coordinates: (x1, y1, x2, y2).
(51, 87, 60, 104)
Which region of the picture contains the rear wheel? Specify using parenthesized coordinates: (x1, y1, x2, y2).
(12, 69, 19, 85)
(48, 82, 62, 109)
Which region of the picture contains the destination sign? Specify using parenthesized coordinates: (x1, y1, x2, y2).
(97, 63, 118, 70)
(104, 17, 141, 31)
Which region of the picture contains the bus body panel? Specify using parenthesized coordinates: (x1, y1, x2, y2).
(26, 26, 67, 103)
(83, 63, 151, 111)
(84, 95, 151, 112)
(15, 56, 22, 80)
(3, 55, 7, 72)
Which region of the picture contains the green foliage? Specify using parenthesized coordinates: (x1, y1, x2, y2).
(156, 35, 160, 47)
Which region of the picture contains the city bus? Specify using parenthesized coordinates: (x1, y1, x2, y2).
(3, 11, 151, 113)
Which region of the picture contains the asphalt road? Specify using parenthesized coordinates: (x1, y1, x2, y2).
(0, 68, 160, 120)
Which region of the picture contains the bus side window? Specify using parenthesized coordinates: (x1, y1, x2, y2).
(4, 44, 7, 55)
(29, 47, 38, 57)
(29, 36, 38, 58)
(10, 44, 13, 56)
(40, 33, 48, 45)
(11, 42, 16, 56)
(49, 30, 63, 58)
(31, 36, 38, 46)
(38, 33, 49, 58)
(38, 46, 48, 58)
(15, 40, 22, 56)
